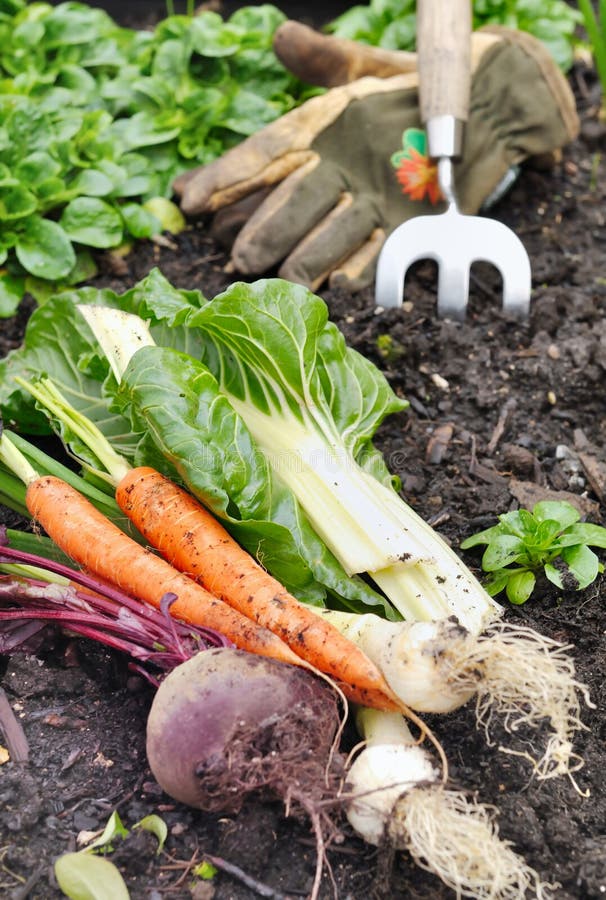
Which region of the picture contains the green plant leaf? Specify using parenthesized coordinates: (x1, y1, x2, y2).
(0, 290, 134, 436)
(84, 810, 129, 852)
(0, 270, 25, 316)
(142, 197, 186, 234)
(481, 534, 526, 572)
(544, 561, 565, 589)
(60, 198, 123, 248)
(71, 169, 115, 197)
(505, 569, 536, 605)
(121, 202, 161, 239)
(15, 151, 62, 186)
(15, 216, 75, 279)
(54, 852, 130, 900)
(460, 523, 504, 549)
(560, 543, 600, 590)
(133, 814, 167, 853)
(189, 12, 242, 57)
(534, 518, 564, 549)
(483, 569, 511, 597)
(563, 522, 606, 549)
(495, 509, 532, 538)
(0, 183, 38, 220)
(532, 499, 580, 529)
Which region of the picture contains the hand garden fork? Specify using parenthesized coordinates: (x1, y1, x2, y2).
(374, 0, 531, 320)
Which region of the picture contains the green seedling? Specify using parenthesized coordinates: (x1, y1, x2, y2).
(54, 811, 168, 900)
(461, 500, 606, 605)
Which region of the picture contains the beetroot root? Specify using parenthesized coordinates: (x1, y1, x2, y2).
(146, 647, 343, 815)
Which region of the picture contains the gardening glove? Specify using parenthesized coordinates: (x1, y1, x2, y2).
(174, 23, 579, 292)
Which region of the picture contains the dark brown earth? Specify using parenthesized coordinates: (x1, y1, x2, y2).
(1, 5, 606, 900)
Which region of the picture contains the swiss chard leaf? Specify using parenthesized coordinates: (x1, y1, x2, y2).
(115, 343, 396, 613)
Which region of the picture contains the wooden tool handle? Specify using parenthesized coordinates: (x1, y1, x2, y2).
(417, 0, 472, 124)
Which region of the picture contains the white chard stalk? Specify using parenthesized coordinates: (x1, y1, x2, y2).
(346, 709, 554, 900)
(77, 305, 156, 384)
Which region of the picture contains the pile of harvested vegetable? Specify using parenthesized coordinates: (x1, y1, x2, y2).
(1, 2, 606, 900)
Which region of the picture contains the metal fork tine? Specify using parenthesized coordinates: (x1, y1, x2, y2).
(436, 257, 470, 321)
(374, 210, 532, 319)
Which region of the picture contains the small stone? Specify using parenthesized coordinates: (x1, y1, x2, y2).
(502, 444, 537, 478)
(431, 372, 450, 391)
(547, 343, 560, 360)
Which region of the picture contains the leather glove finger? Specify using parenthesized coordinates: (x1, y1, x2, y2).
(277, 194, 381, 291)
(231, 158, 347, 273)
(273, 20, 418, 87)
(328, 229, 387, 292)
(210, 187, 272, 248)
(173, 83, 371, 216)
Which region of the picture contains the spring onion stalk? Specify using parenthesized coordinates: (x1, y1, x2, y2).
(309, 607, 592, 780)
(0, 468, 28, 517)
(346, 709, 553, 900)
(71, 305, 591, 780)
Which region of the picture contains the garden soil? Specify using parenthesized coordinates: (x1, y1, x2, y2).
(1, 5, 606, 900)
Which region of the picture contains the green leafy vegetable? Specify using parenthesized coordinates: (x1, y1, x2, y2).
(461, 500, 606, 604)
(83, 811, 129, 854)
(0, 2, 312, 315)
(326, 0, 582, 70)
(132, 815, 168, 854)
(54, 271, 497, 633)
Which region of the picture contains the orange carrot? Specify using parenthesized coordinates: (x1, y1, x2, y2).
(116, 466, 401, 712)
(26, 475, 306, 670)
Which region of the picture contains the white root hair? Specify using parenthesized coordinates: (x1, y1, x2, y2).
(346, 728, 555, 900)
(398, 786, 555, 900)
(450, 621, 594, 781)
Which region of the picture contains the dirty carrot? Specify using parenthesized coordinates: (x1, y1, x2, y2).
(27, 476, 314, 669)
(116, 466, 401, 712)
(0, 431, 310, 670)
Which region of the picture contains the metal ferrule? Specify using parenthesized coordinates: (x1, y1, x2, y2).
(426, 115, 465, 160)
